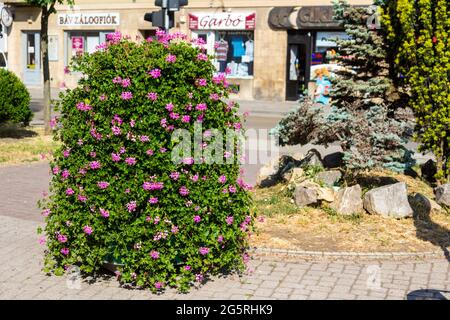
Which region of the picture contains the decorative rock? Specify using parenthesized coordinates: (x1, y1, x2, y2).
(316, 187, 335, 202)
(409, 193, 442, 217)
(435, 183, 450, 207)
(296, 179, 334, 202)
(299, 149, 324, 168)
(315, 170, 342, 187)
(293, 185, 318, 207)
(285, 167, 305, 184)
(363, 182, 413, 218)
(256, 155, 300, 187)
(420, 159, 437, 182)
(331, 185, 363, 215)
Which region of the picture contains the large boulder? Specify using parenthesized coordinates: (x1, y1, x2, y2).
(435, 183, 450, 207)
(293, 185, 318, 207)
(295, 180, 335, 204)
(409, 193, 442, 217)
(420, 159, 437, 182)
(330, 185, 363, 215)
(363, 182, 413, 218)
(256, 155, 300, 187)
(315, 170, 342, 187)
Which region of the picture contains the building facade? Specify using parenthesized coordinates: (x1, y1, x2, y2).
(1, 0, 372, 101)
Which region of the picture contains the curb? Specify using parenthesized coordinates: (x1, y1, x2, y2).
(249, 247, 446, 260)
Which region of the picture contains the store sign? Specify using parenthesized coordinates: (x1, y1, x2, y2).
(297, 6, 341, 29)
(189, 12, 256, 30)
(72, 36, 84, 53)
(58, 13, 120, 26)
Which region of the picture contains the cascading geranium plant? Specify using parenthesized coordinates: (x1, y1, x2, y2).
(37, 30, 254, 292)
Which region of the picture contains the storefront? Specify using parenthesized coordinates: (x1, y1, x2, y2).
(269, 6, 351, 101)
(187, 11, 256, 99)
(3, 0, 371, 101)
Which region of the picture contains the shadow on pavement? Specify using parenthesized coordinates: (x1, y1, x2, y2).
(411, 195, 450, 262)
(407, 289, 449, 300)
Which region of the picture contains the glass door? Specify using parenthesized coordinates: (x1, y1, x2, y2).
(23, 32, 41, 85)
(286, 32, 312, 101)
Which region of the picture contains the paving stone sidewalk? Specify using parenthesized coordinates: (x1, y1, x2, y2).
(0, 163, 449, 300)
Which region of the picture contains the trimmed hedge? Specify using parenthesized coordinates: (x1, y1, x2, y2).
(0, 69, 32, 125)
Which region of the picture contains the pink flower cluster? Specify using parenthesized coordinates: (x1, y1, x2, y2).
(166, 54, 177, 63)
(76, 102, 92, 111)
(97, 181, 110, 189)
(148, 68, 161, 79)
(143, 181, 164, 191)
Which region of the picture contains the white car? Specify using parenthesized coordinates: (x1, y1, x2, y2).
(0, 51, 6, 69)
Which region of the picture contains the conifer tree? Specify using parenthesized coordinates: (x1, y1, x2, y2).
(275, 0, 413, 172)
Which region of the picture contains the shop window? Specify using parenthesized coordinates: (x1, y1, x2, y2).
(192, 30, 254, 78)
(65, 31, 113, 64)
(311, 31, 349, 104)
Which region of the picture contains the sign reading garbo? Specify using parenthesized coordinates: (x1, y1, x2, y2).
(189, 12, 256, 30)
(58, 13, 120, 26)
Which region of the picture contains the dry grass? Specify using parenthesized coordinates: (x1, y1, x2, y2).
(251, 182, 450, 253)
(0, 125, 59, 166)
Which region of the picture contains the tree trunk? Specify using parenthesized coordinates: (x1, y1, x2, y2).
(40, 6, 51, 135)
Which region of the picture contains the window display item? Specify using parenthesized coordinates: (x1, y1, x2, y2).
(231, 36, 245, 58)
(314, 68, 331, 105)
(216, 39, 229, 61)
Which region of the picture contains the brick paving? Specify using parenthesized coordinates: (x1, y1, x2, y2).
(0, 163, 449, 300)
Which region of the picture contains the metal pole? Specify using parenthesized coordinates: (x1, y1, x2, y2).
(163, 0, 169, 31)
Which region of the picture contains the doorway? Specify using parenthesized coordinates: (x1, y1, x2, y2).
(22, 32, 41, 86)
(286, 32, 312, 101)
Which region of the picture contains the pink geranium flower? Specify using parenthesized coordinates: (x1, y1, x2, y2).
(111, 153, 121, 162)
(147, 92, 158, 101)
(179, 186, 189, 196)
(100, 208, 110, 218)
(83, 225, 93, 235)
(121, 78, 131, 88)
(125, 158, 136, 166)
(150, 250, 159, 259)
(199, 247, 209, 255)
(121, 92, 133, 100)
(197, 53, 208, 61)
(148, 197, 159, 204)
(90, 161, 101, 169)
(61, 248, 70, 256)
(126, 201, 137, 212)
(218, 175, 227, 184)
(193, 215, 201, 223)
(195, 103, 207, 111)
(97, 181, 110, 189)
(149, 68, 161, 78)
(166, 54, 177, 63)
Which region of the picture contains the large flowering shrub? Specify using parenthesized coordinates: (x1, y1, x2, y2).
(38, 31, 253, 292)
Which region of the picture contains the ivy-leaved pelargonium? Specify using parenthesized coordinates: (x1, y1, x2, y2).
(38, 30, 254, 292)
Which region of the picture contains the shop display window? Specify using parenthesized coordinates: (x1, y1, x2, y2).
(193, 30, 254, 78)
(65, 31, 113, 63)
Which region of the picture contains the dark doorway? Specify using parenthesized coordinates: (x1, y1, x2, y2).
(286, 32, 312, 101)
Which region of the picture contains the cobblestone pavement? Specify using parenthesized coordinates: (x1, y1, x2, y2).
(0, 164, 449, 300)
